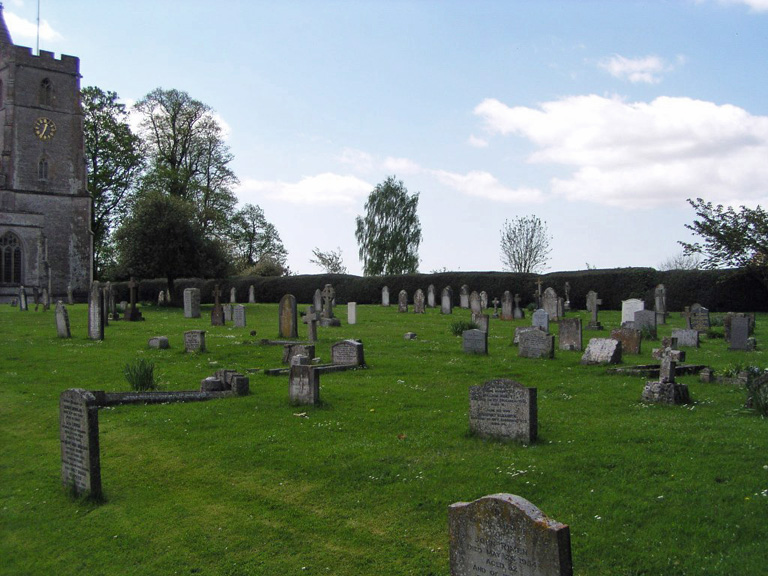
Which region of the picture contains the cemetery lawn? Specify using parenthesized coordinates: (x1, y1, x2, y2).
(2, 303, 767, 576)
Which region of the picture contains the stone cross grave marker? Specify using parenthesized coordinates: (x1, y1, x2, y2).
(470, 291, 482, 314)
(532, 309, 549, 332)
(398, 290, 409, 313)
(469, 379, 537, 443)
(304, 305, 319, 342)
(642, 346, 690, 404)
(586, 290, 603, 330)
(321, 284, 335, 319)
(558, 318, 582, 351)
(610, 327, 641, 355)
(55, 301, 71, 338)
(279, 294, 298, 338)
(414, 289, 425, 314)
(427, 284, 436, 308)
(492, 297, 500, 318)
(87, 281, 104, 341)
(621, 298, 644, 325)
(513, 293, 525, 319)
(234, 305, 246, 328)
(211, 284, 225, 326)
(441, 287, 453, 315)
(59, 389, 102, 498)
(519, 329, 555, 359)
(183, 288, 201, 318)
(381, 286, 390, 307)
(449, 493, 572, 576)
(126, 277, 143, 321)
(581, 338, 621, 364)
(460, 285, 470, 309)
(184, 330, 206, 353)
(462, 329, 488, 355)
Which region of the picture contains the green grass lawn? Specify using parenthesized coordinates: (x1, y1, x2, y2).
(1, 301, 766, 575)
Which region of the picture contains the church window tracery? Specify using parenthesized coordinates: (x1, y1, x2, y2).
(39, 78, 52, 106)
(0, 232, 22, 284)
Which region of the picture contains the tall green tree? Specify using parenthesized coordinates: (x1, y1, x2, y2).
(355, 176, 422, 276)
(310, 247, 347, 274)
(499, 215, 552, 273)
(82, 86, 144, 278)
(230, 204, 289, 275)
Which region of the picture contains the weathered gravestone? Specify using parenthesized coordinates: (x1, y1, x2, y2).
(87, 282, 104, 341)
(348, 302, 357, 325)
(654, 284, 667, 324)
(427, 284, 436, 308)
(313, 289, 323, 313)
(469, 379, 537, 443)
(282, 344, 316, 365)
(248, 284, 256, 304)
(519, 329, 555, 359)
(100, 285, 109, 327)
(321, 284, 336, 319)
(414, 289, 425, 314)
(472, 313, 490, 334)
(463, 329, 488, 355)
(610, 327, 641, 355)
(148, 336, 170, 349)
(460, 285, 470, 309)
(687, 303, 710, 332)
(42, 287, 50, 311)
(211, 285, 225, 326)
(564, 281, 571, 310)
(621, 298, 644, 325)
(59, 389, 102, 498)
(289, 364, 320, 405)
(634, 309, 657, 338)
(184, 330, 206, 353)
(55, 301, 71, 338)
(223, 304, 233, 323)
(381, 286, 390, 307)
(532, 309, 549, 332)
(642, 347, 690, 404)
(480, 291, 489, 310)
(513, 294, 526, 320)
(331, 339, 365, 366)
(158, 290, 166, 306)
(729, 316, 755, 351)
(234, 305, 246, 328)
(398, 290, 409, 313)
(671, 328, 699, 348)
(492, 298, 500, 318)
(501, 291, 514, 320)
(542, 287, 560, 321)
(470, 291, 482, 315)
(441, 287, 453, 315)
(581, 338, 622, 365)
(724, 312, 755, 342)
(304, 305, 318, 342)
(404, 332, 417, 340)
(19, 285, 28, 311)
(229, 286, 237, 304)
(585, 290, 603, 330)
(449, 493, 572, 576)
(278, 294, 298, 338)
(183, 288, 201, 318)
(513, 326, 540, 345)
(67, 284, 74, 305)
(558, 318, 582, 351)
(125, 277, 143, 321)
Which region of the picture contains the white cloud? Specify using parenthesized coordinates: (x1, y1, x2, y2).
(717, 0, 768, 12)
(237, 173, 371, 207)
(474, 95, 768, 209)
(598, 54, 674, 84)
(382, 156, 422, 174)
(467, 134, 489, 148)
(5, 11, 63, 43)
(432, 169, 544, 204)
(338, 148, 375, 173)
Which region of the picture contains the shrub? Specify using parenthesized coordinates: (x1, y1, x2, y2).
(450, 320, 479, 337)
(124, 358, 157, 391)
(745, 371, 768, 417)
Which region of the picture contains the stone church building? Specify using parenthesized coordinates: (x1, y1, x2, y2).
(0, 5, 91, 302)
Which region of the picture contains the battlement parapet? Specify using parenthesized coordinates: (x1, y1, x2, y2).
(8, 45, 79, 74)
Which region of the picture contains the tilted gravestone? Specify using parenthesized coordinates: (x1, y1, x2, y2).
(634, 309, 657, 338)
(234, 305, 246, 328)
(460, 285, 470, 309)
(449, 493, 573, 576)
(621, 298, 644, 325)
(278, 294, 298, 338)
(462, 329, 488, 355)
(441, 287, 453, 315)
(59, 389, 102, 498)
(427, 284, 436, 308)
(348, 302, 357, 325)
(671, 328, 699, 348)
(519, 329, 555, 359)
(331, 339, 365, 366)
(532, 309, 549, 332)
(729, 316, 754, 351)
(55, 301, 71, 339)
(470, 291, 482, 315)
(414, 289, 426, 314)
(398, 290, 409, 313)
(469, 379, 537, 443)
(289, 365, 320, 405)
(183, 288, 201, 318)
(687, 303, 710, 332)
(87, 281, 104, 341)
(501, 291, 513, 320)
(381, 286, 390, 307)
(558, 318, 582, 351)
(581, 338, 622, 365)
(611, 327, 641, 355)
(184, 330, 206, 353)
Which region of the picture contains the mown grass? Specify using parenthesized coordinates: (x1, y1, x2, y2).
(1, 301, 767, 575)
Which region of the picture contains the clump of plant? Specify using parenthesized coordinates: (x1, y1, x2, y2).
(745, 370, 768, 416)
(706, 328, 725, 339)
(450, 320, 479, 337)
(709, 314, 725, 327)
(640, 326, 658, 341)
(124, 358, 157, 391)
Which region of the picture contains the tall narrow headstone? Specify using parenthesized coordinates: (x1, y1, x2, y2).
(230, 286, 237, 304)
(469, 379, 537, 443)
(441, 287, 453, 315)
(67, 284, 74, 305)
(223, 304, 233, 323)
(183, 288, 201, 318)
(313, 289, 323, 313)
(449, 494, 572, 576)
(59, 389, 102, 498)
(398, 290, 408, 313)
(18, 285, 28, 311)
(234, 305, 246, 328)
(101, 285, 109, 327)
(381, 286, 390, 307)
(654, 284, 667, 325)
(586, 290, 603, 330)
(427, 284, 436, 308)
(305, 305, 318, 343)
(460, 285, 470, 309)
(501, 291, 513, 320)
(469, 291, 482, 315)
(348, 302, 357, 325)
(513, 293, 525, 319)
(480, 291, 489, 310)
(558, 318, 582, 351)
(248, 285, 256, 304)
(42, 287, 50, 311)
(87, 281, 104, 341)
(621, 298, 644, 325)
(211, 284, 225, 326)
(413, 289, 425, 314)
(279, 294, 298, 338)
(55, 301, 71, 338)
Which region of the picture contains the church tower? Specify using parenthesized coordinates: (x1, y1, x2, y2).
(0, 3, 92, 301)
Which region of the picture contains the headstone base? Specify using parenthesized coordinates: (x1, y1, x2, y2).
(642, 381, 690, 404)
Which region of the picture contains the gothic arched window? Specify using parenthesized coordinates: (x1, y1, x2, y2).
(39, 78, 52, 106)
(0, 232, 22, 284)
(38, 158, 49, 181)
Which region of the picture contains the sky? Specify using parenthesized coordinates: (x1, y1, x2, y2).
(4, 0, 768, 276)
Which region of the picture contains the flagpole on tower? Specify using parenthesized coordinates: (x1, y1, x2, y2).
(36, 0, 40, 54)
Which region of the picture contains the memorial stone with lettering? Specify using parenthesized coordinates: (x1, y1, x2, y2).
(469, 379, 537, 443)
(542, 287, 560, 321)
(463, 329, 488, 355)
(634, 309, 657, 338)
(289, 365, 320, 405)
(688, 303, 710, 332)
(184, 330, 206, 353)
(183, 288, 201, 318)
(532, 309, 549, 332)
(59, 389, 102, 498)
(558, 318, 582, 351)
(234, 305, 246, 328)
(519, 329, 555, 359)
(398, 290, 409, 313)
(671, 329, 699, 348)
(581, 338, 622, 365)
(331, 339, 365, 366)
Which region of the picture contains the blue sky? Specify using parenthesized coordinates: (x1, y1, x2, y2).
(5, 0, 768, 275)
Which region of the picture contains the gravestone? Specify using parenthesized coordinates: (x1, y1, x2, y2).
(724, 312, 755, 342)
(234, 305, 246, 328)
(101, 285, 109, 328)
(165, 288, 171, 304)
(558, 318, 582, 351)
(519, 329, 555, 359)
(42, 287, 50, 311)
(321, 284, 335, 319)
(449, 493, 572, 576)
(654, 284, 667, 324)
(398, 290, 409, 313)
(304, 306, 318, 342)
(441, 287, 453, 315)
(183, 288, 201, 318)
(460, 285, 470, 309)
(729, 316, 754, 351)
(534, 278, 544, 309)
(282, 344, 316, 365)
(158, 290, 166, 306)
(610, 327, 641, 355)
(564, 281, 571, 310)
(107, 285, 118, 320)
(642, 346, 690, 404)
(313, 289, 323, 313)
(513, 293, 525, 320)
(492, 298, 500, 318)
(671, 329, 699, 348)
(469, 291, 482, 315)
(289, 365, 320, 405)
(472, 312, 490, 334)
(581, 338, 622, 364)
(87, 281, 104, 341)
(462, 329, 488, 355)
(230, 286, 237, 304)
(427, 284, 436, 308)
(67, 284, 74, 305)
(542, 287, 560, 321)
(278, 294, 298, 338)
(331, 339, 365, 366)
(125, 277, 143, 321)
(501, 291, 513, 320)
(18, 285, 28, 311)
(586, 290, 603, 330)
(688, 303, 710, 332)
(404, 332, 417, 340)
(532, 309, 549, 332)
(414, 289, 425, 314)
(634, 309, 657, 338)
(184, 330, 206, 353)
(223, 304, 233, 323)
(211, 285, 225, 326)
(621, 298, 644, 325)
(480, 291, 489, 310)
(59, 389, 102, 498)
(469, 379, 537, 443)
(513, 326, 540, 345)
(148, 336, 170, 349)
(248, 284, 256, 304)
(55, 301, 71, 338)
(381, 286, 390, 307)
(348, 302, 357, 325)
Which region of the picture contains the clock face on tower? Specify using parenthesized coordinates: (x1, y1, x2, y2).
(34, 117, 57, 141)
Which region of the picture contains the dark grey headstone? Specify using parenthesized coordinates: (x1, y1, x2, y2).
(469, 379, 537, 443)
(501, 291, 513, 320)
(558, 318, 582, 351)
(463, 329, 488, 355)
(519, 329, 555, 359)
(59, 389, 102, 498)
(449, 494, 572, 576)
(688, 304, 710, 332)
(248, 285, 256, 304)
(634, 309, 657, 338)
(581, 338, 622, 365)
(148, 336, 170, 349)
(234, 304, 246, 328)
(331, 339, 365, 366)
(184, 330, 206, 353)
(729, 316, 753, 350)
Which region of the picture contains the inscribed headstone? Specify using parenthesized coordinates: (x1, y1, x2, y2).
(184, 330, 206, 353)
(414, 289, 425, 314)
(59, 389, 102, 498)
(398, 290, 408, 313)
(610, 327, 642, 355)
(381, 286, 390, 307)
(55, 301, 71, 338)
(469, 379, 537, 443)
(462, 329, 488, 355)
(289, 365, 320, 405)
(331, 339, 365, 366)
(183, 288, 201, 318)
(519, 329, 555, 359)
(87, 281, 104, 341)
(460, 285, 470, 309)
(688, 304, 710, 332)
(234, 304, 246, 328)
(513, 326, 540, 346)
(279, 294, 298, 338)
(724, 312, 755, 341)
(581, 338, 622, 365)
(621, 298, 644, 325)
(532, 309, 549, 332)
(558, 318, 582, 351)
